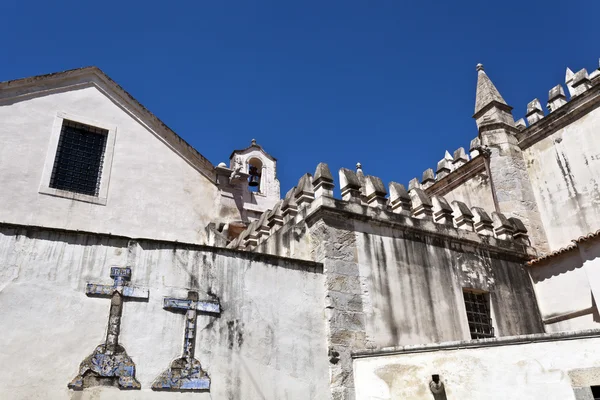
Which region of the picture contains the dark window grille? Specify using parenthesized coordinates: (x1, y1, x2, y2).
(49, 120, 108, 196)
(591, 385, 600, 399)
(463, 290, 495, 339)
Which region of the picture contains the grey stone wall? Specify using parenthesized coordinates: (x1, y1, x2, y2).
(355, 222, 543, 347)
(0, 223, 329, 399)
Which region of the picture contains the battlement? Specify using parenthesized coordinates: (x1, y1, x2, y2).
(227, 163, 535, 257)
(516, 60, 600, 132)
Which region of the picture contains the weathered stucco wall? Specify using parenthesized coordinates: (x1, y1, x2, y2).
(529, 238, 600, 333)
(355, 222, 543, 347)
(0, 84, 228, 244)
(251, 194, 543, 400)
(0, 224, 328, 399)
(427, 167, 496, 214)
(524, 105, 600, 250)
(353, 331, 600, 400)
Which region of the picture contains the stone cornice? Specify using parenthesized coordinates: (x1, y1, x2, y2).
(472, 100, 513, 120)
(478, 121, 520, 135)
(517, 82, 600, 150)
(303, 196, 535, 261)
(352, 329, 600, 358)
(0, 221, 323, 272)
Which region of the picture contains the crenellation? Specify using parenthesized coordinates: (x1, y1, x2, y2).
(436, 158, 452, 180)
(571, 68, 592, 96)
(409, 188, 433, 220)
(515, 118, 527, 131)
(243, 220, 259, 249)
(339, 168, 362, 203)
(281, 187, 299, 222)
(313, 162, 335, 199)
(230, 163, 537, 253)
(267, 201, 284, 231)
(525, 99, 544, 125)
(469, 137, 482, 158)
(432, 195, 453, 225)
(388, 182, 411, 215)
(565, 67, 576, 97)
(472, 207, 494, 236)
(508, 217, 530, 245)
(492, 212, 515, 241)
(255, 211, 271, 241)
(548, 84, 567, 112)
(452, 200, 475, 231)
(408, 177, 421, 191)
(452, 147, 469, 168)
(364, 175, 387, 209)
(294, 173, 315, 209)
(421, 168, 435, 189)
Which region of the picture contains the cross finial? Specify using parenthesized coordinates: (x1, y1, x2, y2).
(476, 63, 484, 72)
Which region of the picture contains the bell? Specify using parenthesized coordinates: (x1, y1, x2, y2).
(248, 166, 261, 187)
(249, 175, 260, 187)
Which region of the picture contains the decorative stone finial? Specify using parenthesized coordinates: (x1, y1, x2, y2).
(356, 162, 362, 171)
(251, 138, 257, 145)
(476, 63, 484, 72)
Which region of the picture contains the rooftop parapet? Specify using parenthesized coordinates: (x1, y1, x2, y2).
(548, 85, 567, 112)
(294, 173, 314, 209)
(227, 164, 535, 255)
(339, 168, 362, 203)
(516, 58, 599, 131)
(572, 68, 592, 96)
(313, 162, 334, 198)
(525, 99, 544, 125)
(364, 175, 387, 208)
(388, 182, 411, 215)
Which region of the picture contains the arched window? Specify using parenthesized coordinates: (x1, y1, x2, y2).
(247, 158, 263, 193)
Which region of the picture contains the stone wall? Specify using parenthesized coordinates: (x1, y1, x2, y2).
(353, 331, 600, 400)
(0, 223, 329, 399)
(354, 221, 543, 347)
(233, 163, 543, 399)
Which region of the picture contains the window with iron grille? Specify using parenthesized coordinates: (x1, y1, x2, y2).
(49, 119, 108, 197)
(463, 290, 494, 339)
(592, 385, 600, 400)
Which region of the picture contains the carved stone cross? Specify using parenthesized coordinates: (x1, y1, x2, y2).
(152, 291, 220, 391)
(68, 267, 148, 390)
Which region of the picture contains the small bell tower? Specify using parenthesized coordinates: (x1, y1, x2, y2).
(228, 139, 281, 219)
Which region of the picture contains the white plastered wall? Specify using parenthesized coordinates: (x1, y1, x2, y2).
(524, 106, 600, 251)
(0, 84, 222, 244)
(354, 334, 600, 400)
(529, 239, 600, 333)
(0, 227, 329, 400)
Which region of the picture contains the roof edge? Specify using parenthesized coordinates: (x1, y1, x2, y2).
(0, 66, 217, 183)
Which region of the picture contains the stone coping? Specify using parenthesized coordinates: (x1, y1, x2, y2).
(0, 221, 323, 272)
(303, 196, 536, 260)
(517, 80, 600, 150)
(352, 329, 600, 359)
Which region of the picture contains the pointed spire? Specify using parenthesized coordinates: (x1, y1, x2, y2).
(473, 64, 514, 127)
(474, 64, 509, 115)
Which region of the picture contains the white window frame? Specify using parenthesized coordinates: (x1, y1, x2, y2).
(38, 111, 117, 205)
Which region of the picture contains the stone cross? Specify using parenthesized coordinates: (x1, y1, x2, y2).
(152, 291, 220, 391)
(68, 266, 148, 390)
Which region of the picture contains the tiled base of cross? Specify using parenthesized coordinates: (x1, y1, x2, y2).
(152, 291, 220, 391)
(68, 267, 148, 390)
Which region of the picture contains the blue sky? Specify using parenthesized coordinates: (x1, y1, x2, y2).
(2, 1, 599, 194)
